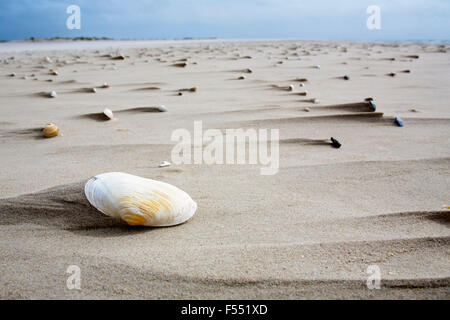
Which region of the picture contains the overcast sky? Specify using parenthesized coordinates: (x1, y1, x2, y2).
(0, 0, 449, 41)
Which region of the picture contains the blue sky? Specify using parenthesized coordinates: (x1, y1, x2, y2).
(0, 0, 449, 41)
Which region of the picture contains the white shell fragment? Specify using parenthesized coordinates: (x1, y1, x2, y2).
(159, 161, 171, 167)
(157, 105, 167, 112)
(103, 108, 114, 120)
(84, 172, 197, 226)
(49, 91, 57, 98)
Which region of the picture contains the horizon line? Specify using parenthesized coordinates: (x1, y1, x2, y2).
(2, 36, 449, 44)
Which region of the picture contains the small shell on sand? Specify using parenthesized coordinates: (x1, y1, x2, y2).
(112, 55, 125, 60)
(159, 161, 171, 167)
(158, 105, 167, 112)
(51, 70, 59, 76)
(314, 65, 321, 69)
(343, 75, 350, 80)
(304, 107, 311, 112)
(90, 88, 97, 93)
(44, 56, 52, 63)
(299, 83, 305, 87)
(296, 91, 308, 96)
(287, 85, 294, 91)
(238, 76, 246, 80)
(103, 108, 114, 120)
(9, 73, 16, 77)
(102, 83, 110, 88)
(331, 137, 341, 148)
(43, 123, 59, 138)
(245, 68, 253, 73)
(394, 117, 404, 127)
(49, 91, 57, 98)
(387, 72, 396, 77)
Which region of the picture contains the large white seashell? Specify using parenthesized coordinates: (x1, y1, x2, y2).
(84, 172, 197, 227)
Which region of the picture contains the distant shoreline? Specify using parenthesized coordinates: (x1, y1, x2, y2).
(0, 38, 448, 54)
(0, 38, 224, 54)
(0, 36, 449, 44)
(1, 36, 219, 43)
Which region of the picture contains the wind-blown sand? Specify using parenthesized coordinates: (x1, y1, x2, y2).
(0, 40, 449, 299)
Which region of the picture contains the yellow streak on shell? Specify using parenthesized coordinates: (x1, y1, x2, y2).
(153, 190, 173, 211)
(121, 213, 147, 226)
(43, 124, 59, 138)
(118, 192, 175, 226)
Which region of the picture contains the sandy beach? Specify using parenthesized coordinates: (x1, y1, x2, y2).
(0, 39, 449, 299)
